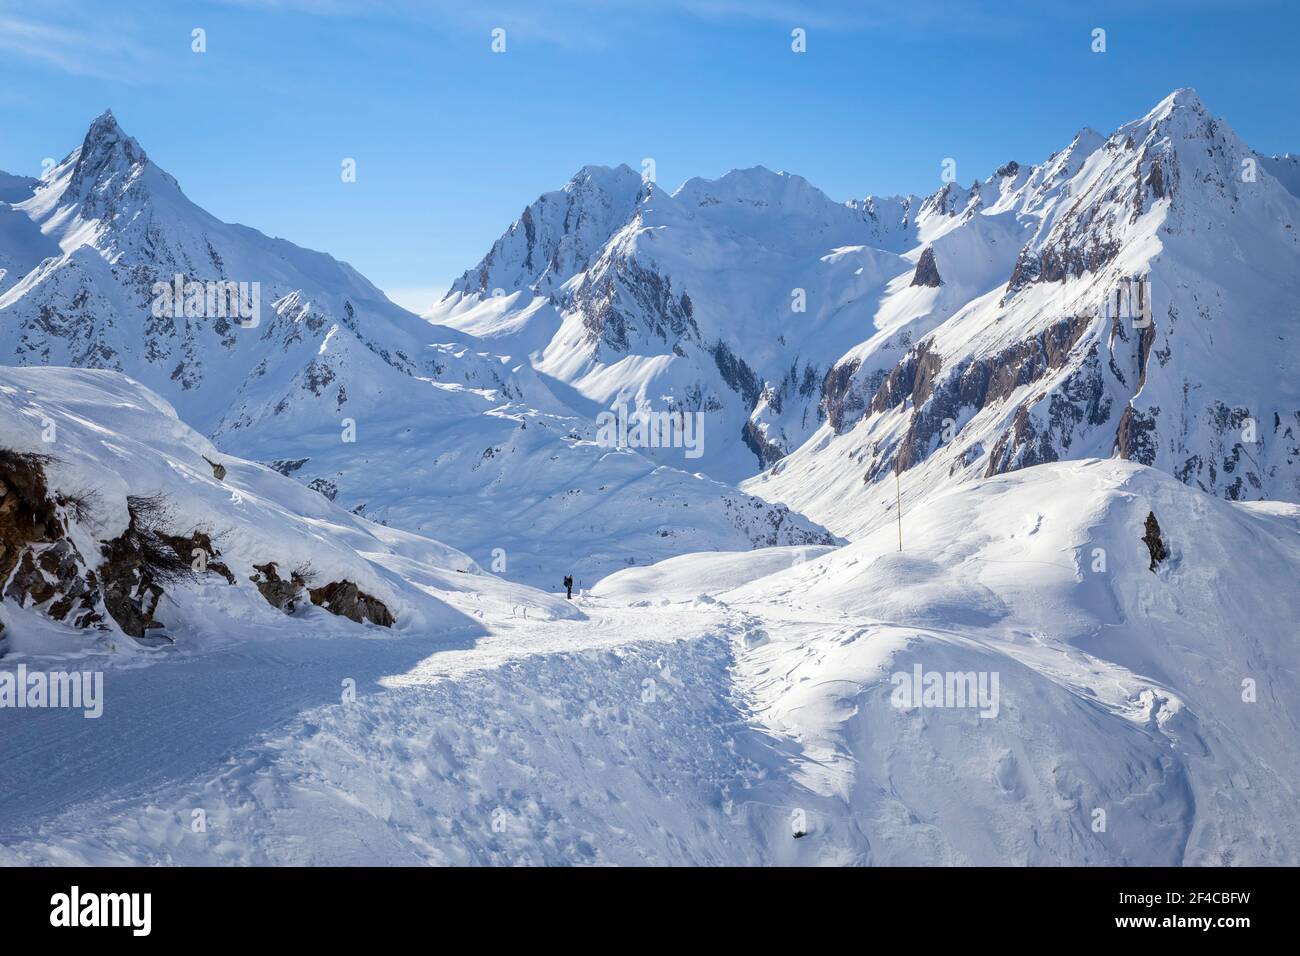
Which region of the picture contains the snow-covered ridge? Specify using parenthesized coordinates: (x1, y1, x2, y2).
(431, 89, 1300, 533)
(596, 459, 1300, 864)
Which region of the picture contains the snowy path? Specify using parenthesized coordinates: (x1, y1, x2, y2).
(1, 599, 817, 865)
(384, 597, 715, 683)
(0, 627, 475, 836)
(0, 589, 1210, 866)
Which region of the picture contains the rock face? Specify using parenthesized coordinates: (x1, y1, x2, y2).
(1, 450, 243, 639)
(1, 451, 104, 631)
(1142, 511, 1168, 571)
(308, 580, 394, 627)
(910, 246, 942, 287)
(251, 562, 394, 627)
(250, 562, 310, 614)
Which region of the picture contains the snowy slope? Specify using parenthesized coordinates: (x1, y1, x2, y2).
(4, 458, 1296, 865)
(0, 365, 577, 656)
(748, 90, 1300, 539)
(599, 459, 1300, 864)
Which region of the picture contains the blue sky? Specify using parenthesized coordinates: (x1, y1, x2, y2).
(2, 0, 1297, 312)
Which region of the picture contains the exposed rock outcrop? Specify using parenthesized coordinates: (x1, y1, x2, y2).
(1142, 511, 1168, 571)
(252, 562, 395, 627)
(820, 359, 865, 433)
(308, 580, 394, 627)
(250, 561, 312, 614)
(910, 246, 942, 287)
(97, 495, 207, 638)
(2, 453, 237, 640)
(1, 451, 104, 630)
(741, 419, 786, 470)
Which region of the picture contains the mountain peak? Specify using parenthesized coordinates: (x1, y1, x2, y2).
(70, 108, 147, 195)
(672, 165, 835, 215)
(566, 163, 642, 192)
(87, 108, 120, 133)
(1144, 87, 1208, 123)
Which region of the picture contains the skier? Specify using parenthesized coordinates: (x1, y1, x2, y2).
(564, 574, 574, 600)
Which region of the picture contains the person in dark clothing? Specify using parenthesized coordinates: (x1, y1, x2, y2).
(564, 575, 574, 599)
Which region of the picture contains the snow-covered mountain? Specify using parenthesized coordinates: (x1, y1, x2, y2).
(0, 112, 834, 589)
(752, 89, 1300, 539)
(430, 90, 1300, 543)
(431, 162, 927, 482)
(1, 112, 460, 425)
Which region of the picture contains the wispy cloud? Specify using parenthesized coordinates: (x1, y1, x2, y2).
(0, 12, 155, 80)
(213, 0, 876, 44)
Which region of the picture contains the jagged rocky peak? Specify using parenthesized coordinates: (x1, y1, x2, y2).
(445, 162, 647, 298)
(1121, 86, 1236, 176)
(26, 108, 190, 243)
(918, 180, 965, 219)
(568, 162, 644, 194)
(855, 193, 915, 224)
(66, 109, 148, 197)
(1000, 89, 1241, 303)
(910, 246, 942, 287)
